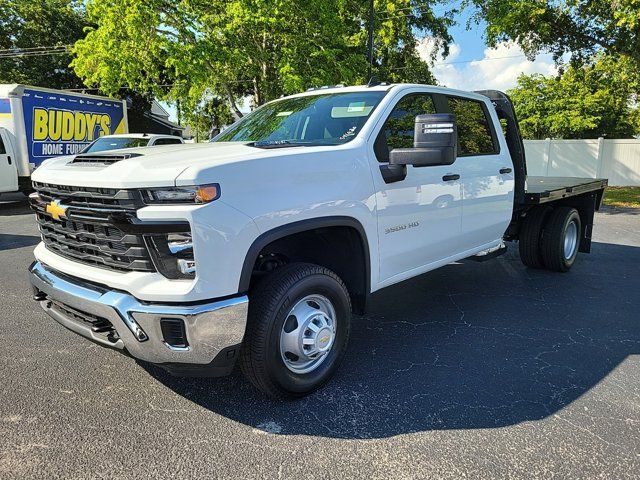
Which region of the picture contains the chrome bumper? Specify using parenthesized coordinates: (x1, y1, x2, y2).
(29, 261, 248, 369)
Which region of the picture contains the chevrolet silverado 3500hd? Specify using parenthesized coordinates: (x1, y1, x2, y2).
(28, 84, 607, 398)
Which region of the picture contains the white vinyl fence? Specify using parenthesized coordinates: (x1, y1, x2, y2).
(523, 138, 640, 186)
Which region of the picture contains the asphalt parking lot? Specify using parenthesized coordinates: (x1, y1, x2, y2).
(1, 192, 639, 479)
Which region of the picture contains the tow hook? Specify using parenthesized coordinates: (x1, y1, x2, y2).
(33, 291, 47, 301)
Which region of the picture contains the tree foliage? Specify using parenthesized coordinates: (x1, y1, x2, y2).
(188, 98, 235, 141)
(467, 0, 640, 66)
(71, 0, 453, 118)
(508, 56, 640, 139)
(0, 0, 89, 89)
(368, 1, 454, 83)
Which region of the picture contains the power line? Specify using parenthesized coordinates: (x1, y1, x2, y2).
(435, 53, 529, 65)
(0, 46, 71, 59)
(377, 5, 452, 22)
(0, 44, 532, 69)
(376, 3, 451, 15)
(388, 53, 530, 70)
(0, 51, 70, 59)
(0, 47, 69, 55)
(0, 44, 73, 54)
(64, 78, 255, 93)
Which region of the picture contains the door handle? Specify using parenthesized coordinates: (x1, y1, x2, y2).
(499, 167, 512, 174)
(7, 155, 11, 165)
(442, 174, 460, 181)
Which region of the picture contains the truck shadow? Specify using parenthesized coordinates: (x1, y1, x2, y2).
(143, 241, 639, 439)
(0, 193, 31, 217)
(600, 205, 640, 216)
(0, 233, 40, 251)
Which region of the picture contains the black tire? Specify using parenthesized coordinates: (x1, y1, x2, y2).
(519, 206, 552, 268)
(240, 262, 351, 399)
(541, 207, 582, 272)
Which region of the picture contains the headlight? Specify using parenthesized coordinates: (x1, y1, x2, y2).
(145, 232, 196, 279)
(142, 184, 220, 204)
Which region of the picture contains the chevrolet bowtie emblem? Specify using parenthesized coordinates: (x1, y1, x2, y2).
(46, 200, 68, 221)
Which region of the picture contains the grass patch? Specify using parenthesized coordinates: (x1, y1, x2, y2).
(603, 186, 640, 208)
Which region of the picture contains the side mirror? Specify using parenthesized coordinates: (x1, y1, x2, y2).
(389, 114, 457, 167)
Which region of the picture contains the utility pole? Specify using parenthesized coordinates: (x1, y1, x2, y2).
(367, 0, 374, 79)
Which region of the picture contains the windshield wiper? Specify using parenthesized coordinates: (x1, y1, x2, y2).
(251, 140, 311, 149)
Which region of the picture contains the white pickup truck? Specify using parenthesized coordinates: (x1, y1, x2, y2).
(28, 83, 607, 398)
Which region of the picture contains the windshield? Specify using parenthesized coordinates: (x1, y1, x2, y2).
(214, 91, 387, 147)
(82, 137, 149, 153)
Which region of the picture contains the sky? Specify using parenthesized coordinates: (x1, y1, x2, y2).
(420, 6, 558, 92)
(163, 6, 559, 122)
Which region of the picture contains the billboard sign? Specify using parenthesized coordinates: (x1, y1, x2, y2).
(21, 88, 126, 166)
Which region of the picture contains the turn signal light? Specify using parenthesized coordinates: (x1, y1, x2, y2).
(195, 185, 220, 203)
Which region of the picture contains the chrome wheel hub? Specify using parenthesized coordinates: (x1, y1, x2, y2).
(564, 220, 578, 260)
(279, 294, 337, 374)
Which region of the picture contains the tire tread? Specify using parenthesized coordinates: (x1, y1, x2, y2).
(519, 206, 551, 268)
(240, 262, 351, 399)
(541, 206, 580, 272)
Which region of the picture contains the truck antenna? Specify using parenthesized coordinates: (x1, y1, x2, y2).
(367, 76, 381, 87)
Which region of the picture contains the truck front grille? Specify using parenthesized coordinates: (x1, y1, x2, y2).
(31, 182, 155, 273)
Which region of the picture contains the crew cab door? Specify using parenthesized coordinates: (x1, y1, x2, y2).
(443, 95, 514, 250)
(0, 128, 18, 193)
(370, 92, 464, 284)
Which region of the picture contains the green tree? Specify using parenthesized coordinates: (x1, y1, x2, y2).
(467, 0, 640, 66)
(0, 0, 89, 89)
(363, 1, 454, 83)
(508, 56, 639, 139)
(71, 0, 453, 117)
(187, 98, 234, 141)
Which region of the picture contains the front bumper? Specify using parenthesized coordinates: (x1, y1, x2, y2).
(29, 261, 248, 375)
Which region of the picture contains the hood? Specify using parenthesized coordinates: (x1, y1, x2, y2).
(30, 142, 298, 188)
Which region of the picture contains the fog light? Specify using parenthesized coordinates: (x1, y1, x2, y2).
(177, 259, 196, 275)
(168, 235, 193, 254)
(145, 232, 196, 279)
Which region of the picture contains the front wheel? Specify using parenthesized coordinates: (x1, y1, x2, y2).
(240, 263, 351, 399)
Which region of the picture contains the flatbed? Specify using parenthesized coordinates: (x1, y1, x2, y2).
(522, 176, 609, 205)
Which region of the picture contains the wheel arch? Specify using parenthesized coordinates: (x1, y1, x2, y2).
(238, 216, 371, 313)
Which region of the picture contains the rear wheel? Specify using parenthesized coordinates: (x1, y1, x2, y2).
(519, 206, 551, 268)
(541, 207, 582, 272)
(240, 263, 351, 399)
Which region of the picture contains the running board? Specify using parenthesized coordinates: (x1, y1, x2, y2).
(469, 243, 507, 262)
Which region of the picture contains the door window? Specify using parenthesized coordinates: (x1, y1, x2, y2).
(0, 134, 6, 154)
(446, 97, 498, 156)
(375, 94, 436, 162)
